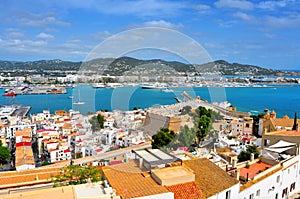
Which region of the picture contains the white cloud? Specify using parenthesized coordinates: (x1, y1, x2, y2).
(257, 0, 296, 10)
(90, 31, 111, 41)
(0, 39, 47, 50)
(5, 28, 25, 39)
(263, 33, 276, 39)
(215, 0, 254, 10)
(265, 14, 300, 28)
(233, 12, 256, 22)
(37, 32, 55, 40)
(193, 4, 211, 11)
(142, 20, 183, 29)
(55, 0, 185, 17)
(15, 12, 71, 27)
(217, 20, 237, 28)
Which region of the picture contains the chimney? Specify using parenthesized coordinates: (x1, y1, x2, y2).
(232, 159, 237, 169)
(250, 153, 255, 162)
(234, 170, 240, 180)
(139, 157, 143, 168)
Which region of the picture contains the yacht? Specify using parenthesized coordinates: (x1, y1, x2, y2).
(141, 82, 167, 89)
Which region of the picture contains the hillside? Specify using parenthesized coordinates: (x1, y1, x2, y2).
(0, 57, 297, 76)
(195, 60, 281, 76)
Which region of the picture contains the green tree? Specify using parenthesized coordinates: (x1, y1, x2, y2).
(97, 114, 104, 129)
(211, 111, 223, 122)
(180, 106, 192, 115)
(0, 142, 11, 164)
(53, 165, 104, 187)
(238, 145, 260, 162)
(195, 106, 212, 118)
(89, 114, 105, 131)
(151, 128, 176, 149)
(170, 125, 196, 150)
(195, 115, 211, 143)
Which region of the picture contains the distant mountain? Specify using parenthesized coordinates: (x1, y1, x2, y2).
(195, 60, 281, 76)
(0, 57, 298, 76)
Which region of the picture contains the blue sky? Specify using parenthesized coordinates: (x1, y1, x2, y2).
(0, 0, 300, 70)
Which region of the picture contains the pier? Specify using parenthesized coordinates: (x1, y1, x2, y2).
(6, 86, 67, 95)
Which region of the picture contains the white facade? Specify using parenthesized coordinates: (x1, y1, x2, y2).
(50, 147, 71, 163)
(3, 123, 36, 138)
(208, 184, 240, 199)
(239, 156, 300, 199)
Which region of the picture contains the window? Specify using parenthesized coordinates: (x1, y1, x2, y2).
(275, 193, 278, 199)
(282, 187, 288, 198)
(225, 190, 231, 199)
(249, 193, 254, 199)
(246, 124, 250, 128)
(290, 182, 296, 192)
(276, 175, 280, 183)
(256, 189, 260, 197)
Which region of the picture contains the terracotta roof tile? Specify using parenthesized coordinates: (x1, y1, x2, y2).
(0, 168, 59, 188)
(183, 158, 239, 198)
(103, 167, 170, 199)
(167, 182, 205, 199)
(270, 118, 300, 129)
(239, 162, 272, 180)
(268, 130, 300, 136)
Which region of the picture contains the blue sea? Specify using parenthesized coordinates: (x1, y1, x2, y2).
(0, 84, 299, 118)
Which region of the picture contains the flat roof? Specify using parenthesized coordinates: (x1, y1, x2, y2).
(148, 149, 174, 160)
(135, 150, 159, 162)
(151, 166, 194, 183)
(133, 149, 180, 166)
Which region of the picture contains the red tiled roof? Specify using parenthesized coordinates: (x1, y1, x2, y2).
(64, 149, 71, 153)
(167, 182, 205, 199)
(16, 142, 31, 147)
(95, 149, 102, 153)
(239, 162, 272, 180)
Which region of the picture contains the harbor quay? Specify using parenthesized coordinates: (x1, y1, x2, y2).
(3, 86, 67, 95)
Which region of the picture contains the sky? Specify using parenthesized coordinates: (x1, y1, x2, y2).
(0, 0, 300, 70)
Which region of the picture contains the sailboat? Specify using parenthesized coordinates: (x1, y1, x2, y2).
(72, 90, 85, 105)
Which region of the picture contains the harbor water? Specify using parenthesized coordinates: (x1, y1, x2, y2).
(0, 84, 299, 118)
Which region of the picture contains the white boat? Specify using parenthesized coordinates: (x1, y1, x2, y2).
(92, 83, 106, 88)
(161, 88, 174, 93)
(141, 82, 167, 89)
(72, 90, 85, 105)
(73, 101, 85, 105)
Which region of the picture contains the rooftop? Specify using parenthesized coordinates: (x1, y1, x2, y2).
(167, 182, 205, 199)
(0, 168, 59, 189)
(183, 158, 239, 198)
(151, 166, 195, 186)
(270, 118, 300, 128)
(265, 130, 300, 136)
(103, 167, 170, 199)
(239, 161, 273, 180)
